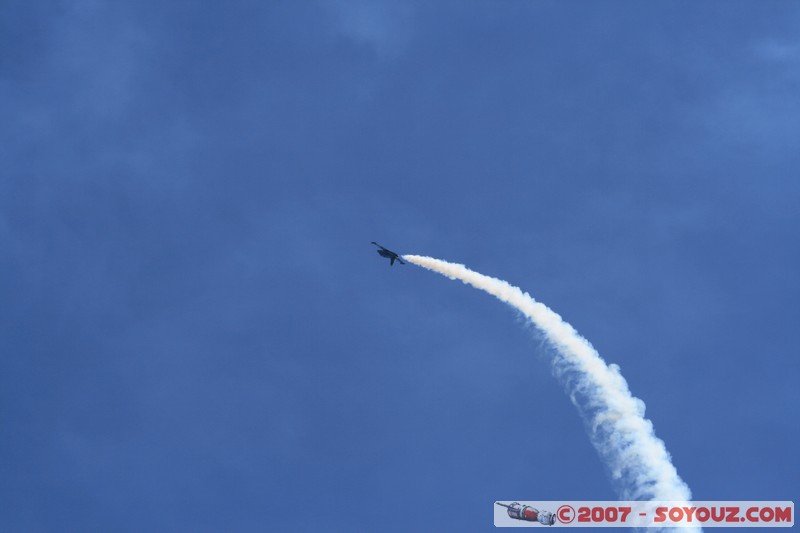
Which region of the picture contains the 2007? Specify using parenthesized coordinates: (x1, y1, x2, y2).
(577, 506, 632, 523)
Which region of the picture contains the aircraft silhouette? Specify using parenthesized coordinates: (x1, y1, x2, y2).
(371, 242, 405, 266)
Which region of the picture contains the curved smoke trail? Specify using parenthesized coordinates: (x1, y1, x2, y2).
(404, 255, 695, 510)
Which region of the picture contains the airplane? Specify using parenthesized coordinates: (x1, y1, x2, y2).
(371, 242, 405, 266)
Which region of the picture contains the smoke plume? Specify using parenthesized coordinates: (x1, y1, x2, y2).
(404, 255, 694, 508)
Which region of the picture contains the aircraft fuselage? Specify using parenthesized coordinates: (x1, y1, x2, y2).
(371, 242, 405, 265)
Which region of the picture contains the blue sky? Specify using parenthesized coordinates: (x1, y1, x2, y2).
(2, 2, 798, 531)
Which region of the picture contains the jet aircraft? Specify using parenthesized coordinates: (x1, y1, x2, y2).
(371, 242, 405, 266)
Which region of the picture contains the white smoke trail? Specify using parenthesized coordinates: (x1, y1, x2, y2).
(404, 255, 695, 511)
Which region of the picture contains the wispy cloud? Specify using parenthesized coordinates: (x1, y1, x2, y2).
(753, 39, 800, 63)
(325, 0, 415, 59)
